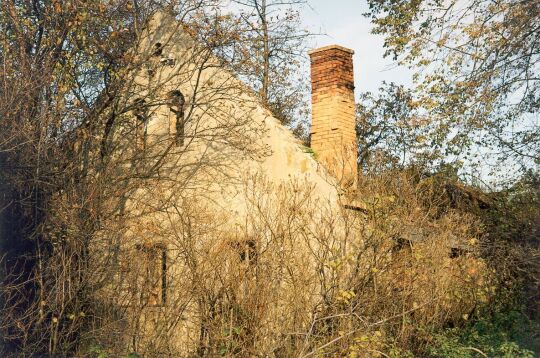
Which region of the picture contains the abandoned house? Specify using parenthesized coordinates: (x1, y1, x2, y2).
(64, 11, 483, 356)
(84, 10, 361, 353)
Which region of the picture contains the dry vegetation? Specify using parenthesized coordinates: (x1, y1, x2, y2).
(13, 171, 493, 357)
(0, 1, 538, 357)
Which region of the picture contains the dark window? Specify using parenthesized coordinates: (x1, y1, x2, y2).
(132, 98, 148, 149)
(135, 243, 167, 306)
(160, 57, 176, 67)
(232, 240, 258, 265)
(153, 43, 163, 57)
(168, 90, 186, 146)
(133, 98, 148, 122)
(450, 247, 468, 259)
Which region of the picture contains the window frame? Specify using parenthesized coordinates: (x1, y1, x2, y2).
(134, 242, 168, 307)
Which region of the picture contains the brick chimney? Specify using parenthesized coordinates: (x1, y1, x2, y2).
(309, 45, 358, 188)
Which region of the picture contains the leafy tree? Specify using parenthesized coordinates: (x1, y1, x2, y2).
(365, 0, 540, 179)
(356, 82, 428, 171)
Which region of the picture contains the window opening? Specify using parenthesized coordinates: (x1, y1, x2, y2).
(153, 43, 163, 57)
(232, 239, 258, 265)
(135, 243, 167, 306)
(160, 56, 176, 67)
(132, 98, 149, 149)
(168, 90, 186, 146)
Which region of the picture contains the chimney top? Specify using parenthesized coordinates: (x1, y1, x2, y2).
(309, 44, 357, 188)
(308, 44, 354, 56)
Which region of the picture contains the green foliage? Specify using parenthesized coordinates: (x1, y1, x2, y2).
(300, 145, 317, 160)
(427, 309, 539, 357)
(384, 344, 415, 358)
(88, 344, 140, 358)
(123, 353, 141, 358)
(88, 344, 109, 358)
(356, 82, 428, 171)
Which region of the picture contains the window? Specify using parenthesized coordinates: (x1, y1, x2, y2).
(132, 98, 148, 149)
(168, 90, 185, 146)
(392, 237, 412, 253)
(153, 43, 163, 57)
(153, 42, 175, 66)
(133, 98, 148, 122)
(450, 247, 470, 259)
(160, 56, 176, 67)
(135, 243, 167, 306)
(232, 239, 258, 265)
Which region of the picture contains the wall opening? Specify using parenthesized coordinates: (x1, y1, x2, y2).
(168, 90, 186, 146)
(135, 242, 167, 306)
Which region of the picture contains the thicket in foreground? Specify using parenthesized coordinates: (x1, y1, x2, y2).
(2, 169, 512, 356)
(1, 0, 538, 356)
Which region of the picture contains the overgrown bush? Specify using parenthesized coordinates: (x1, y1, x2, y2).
(427, 307, 539, 357)
(103, 170, 492, 356)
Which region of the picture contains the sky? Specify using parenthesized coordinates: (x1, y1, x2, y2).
(301, 0, 412, 96)
(225, 0, 528, 185)
(300, 1, 532, 186)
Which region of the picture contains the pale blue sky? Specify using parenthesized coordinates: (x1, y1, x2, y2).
(302, 0, 412, 95)
(300, 1, 532, 185)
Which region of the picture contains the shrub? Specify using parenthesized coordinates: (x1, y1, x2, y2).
(427, 308, 539, 357)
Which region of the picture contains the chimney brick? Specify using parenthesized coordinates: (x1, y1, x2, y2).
(309, 45, 357, 188)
